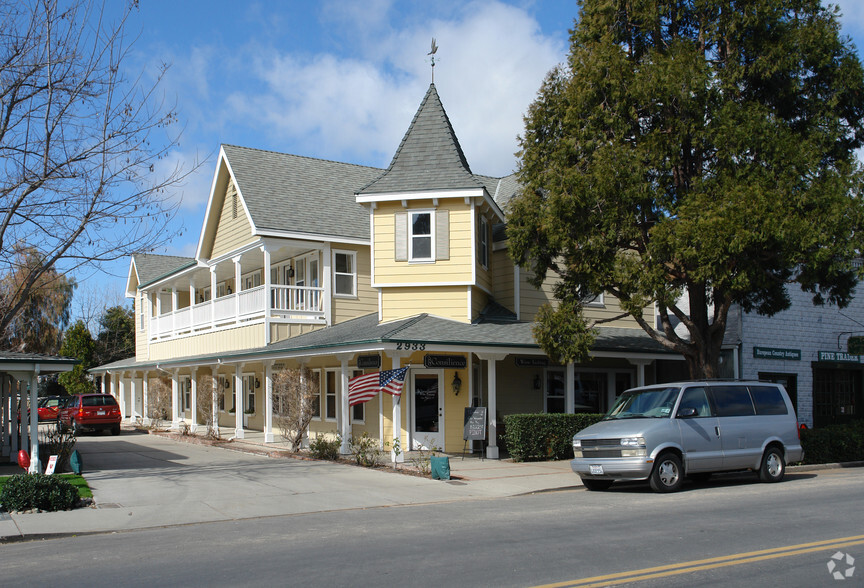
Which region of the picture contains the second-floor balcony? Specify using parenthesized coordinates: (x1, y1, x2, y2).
(149, 284, 325, 341)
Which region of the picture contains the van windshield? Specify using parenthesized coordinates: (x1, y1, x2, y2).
(604, 387, 681, 420)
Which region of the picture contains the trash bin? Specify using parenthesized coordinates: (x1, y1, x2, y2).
(430, 456, 450, 480)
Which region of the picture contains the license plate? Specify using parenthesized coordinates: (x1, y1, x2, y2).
(97, 410, 105, 415)
(590, 465, 604, 475)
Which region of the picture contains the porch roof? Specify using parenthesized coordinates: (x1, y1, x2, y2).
(0, 351, 77, 372)
(90, 313, 677, 373)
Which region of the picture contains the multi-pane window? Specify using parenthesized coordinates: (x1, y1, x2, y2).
(139, 294, 146, 331)
(309, 369, 321, 419)
(410, 212, 433, 261)
(325, 370, 338, 421)
(351, 369, 365, 423)
(243, 374, 256, 413)
(334, 251, 357, 296)
(218, 375, 230, 411)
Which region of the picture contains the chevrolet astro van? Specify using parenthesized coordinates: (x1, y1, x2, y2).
(570, 381, 803, 493)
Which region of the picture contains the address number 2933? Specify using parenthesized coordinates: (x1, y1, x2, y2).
(396, 342, 426, 351)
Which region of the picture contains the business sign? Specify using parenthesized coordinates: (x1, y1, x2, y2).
(818, 351, 863, 364)
(424, 354, 467, 369)
(356, 354, 381, 369)
(753, 347, 801, 361)
(515, 357, 549, 367)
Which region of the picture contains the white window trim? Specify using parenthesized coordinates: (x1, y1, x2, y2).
(409, 210, 436, 263)
(179, 375, 192, 414)
(218, 375, 229, 412)
(309, 369, 322, 421)
(584, 293, 605, 307)
(333, 250, 358, 298)
(324, 368, 339, 422)
(139, 293, 146, 331)
(242, 372, 256, 415)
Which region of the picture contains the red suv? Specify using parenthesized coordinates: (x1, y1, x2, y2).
(58, 394, 122, 436)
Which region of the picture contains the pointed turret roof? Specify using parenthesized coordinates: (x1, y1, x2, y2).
(358, 83, 486, 194)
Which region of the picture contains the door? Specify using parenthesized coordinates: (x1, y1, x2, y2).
(412, 371, 444, 450)
(675, 386, 723, 472)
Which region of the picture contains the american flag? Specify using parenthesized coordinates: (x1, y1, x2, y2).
(348, 367, 409, 407)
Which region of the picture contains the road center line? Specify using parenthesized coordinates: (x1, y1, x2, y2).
(534, 534, 864, 588)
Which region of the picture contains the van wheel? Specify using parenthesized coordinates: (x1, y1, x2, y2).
(759, 446, 785, 483)
(650, 453, 683, 493)
(581, 478, 613, 491)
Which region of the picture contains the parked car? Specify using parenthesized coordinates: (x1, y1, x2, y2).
(571, 381, 803, 493)
(36, 396, 67, 422)
(58, 393, 122, 435)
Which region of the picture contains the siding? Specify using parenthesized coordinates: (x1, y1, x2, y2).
(148, 323, 264, 361)
(471, 286, 488, 320)
(491, 248, 515, 312)
(211, 180, 256, 259)
(332, 245, 378, 324)
(373, 200, 473, 285)
(381, 286, 468, 323)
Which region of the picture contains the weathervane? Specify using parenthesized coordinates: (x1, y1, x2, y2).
(428, 38, 438, 82)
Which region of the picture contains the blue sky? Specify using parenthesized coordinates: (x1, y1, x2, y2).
(76, 0, 864, 316)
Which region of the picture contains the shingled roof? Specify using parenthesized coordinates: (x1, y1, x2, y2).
(223, 145, 382, 241)
(133, 253, 196, 288)
(358, 84, 486, 195)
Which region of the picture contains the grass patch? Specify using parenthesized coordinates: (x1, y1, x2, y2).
(0, 473, 91, 499)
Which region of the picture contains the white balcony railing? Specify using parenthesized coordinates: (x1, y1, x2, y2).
(149, 285, 326, 341)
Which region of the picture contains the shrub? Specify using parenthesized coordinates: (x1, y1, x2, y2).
(503, 413, 604, 462)
(348, 432, 383, 467)
(309, 434, 341, 461)
(800, 421, 864, 465)
(0, 473, 79, 512)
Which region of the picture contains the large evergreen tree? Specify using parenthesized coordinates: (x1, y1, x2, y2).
(509, 0, 864, 378)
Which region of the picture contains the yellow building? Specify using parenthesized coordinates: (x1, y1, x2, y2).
(92, 84, 682, 458)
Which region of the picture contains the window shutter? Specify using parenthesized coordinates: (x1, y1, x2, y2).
(436, 209, 449, 261)
(395, 212, 408, 261)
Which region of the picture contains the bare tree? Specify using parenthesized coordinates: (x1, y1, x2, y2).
(0, 0, 201, 338)
(196, 373, 222, 439)
(146, 377, 171, 430)
(273, 366, 318, 452)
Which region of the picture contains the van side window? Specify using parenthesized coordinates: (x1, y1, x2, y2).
(749, 386, 788, 415)
(710, 385, 756, 417)
(678, 387, 713, 417)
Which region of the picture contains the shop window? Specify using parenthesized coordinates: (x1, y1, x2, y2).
(351, 369, 365, 423)
(545, 370, 565, 413)
(325, 370, 338, 421)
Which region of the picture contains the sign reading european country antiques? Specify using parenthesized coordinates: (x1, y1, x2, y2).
(818, 351, 863, 364)
(515, 357, 549, 367)
(752, 347, 801, 361)
(356, 354, 381, 369)
(423, 355, 467, 369)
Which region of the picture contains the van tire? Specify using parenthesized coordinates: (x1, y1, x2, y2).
(759, 446, 785, 483)
(650, 452, 683, 493)
(581, 478, 614, 491)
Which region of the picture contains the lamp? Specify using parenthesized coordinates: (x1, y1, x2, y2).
(452, 372, 462, 395)
(255, 378, 260, 389)
(533, 374, 542, 390)
(223, 379, 230, 389)
(288, 265, 295, 278)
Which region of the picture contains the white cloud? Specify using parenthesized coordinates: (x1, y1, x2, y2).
(833, 0, 864, 36)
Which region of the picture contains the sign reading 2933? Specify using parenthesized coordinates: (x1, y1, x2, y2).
(395, 341, 426, 351)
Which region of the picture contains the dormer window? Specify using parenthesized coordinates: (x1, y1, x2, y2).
(410, 211, 433, 261)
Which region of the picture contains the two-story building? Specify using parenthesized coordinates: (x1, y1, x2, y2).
(92, 83, 682, 458)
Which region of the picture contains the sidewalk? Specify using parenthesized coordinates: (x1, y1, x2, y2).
(0, 428, 579, 543)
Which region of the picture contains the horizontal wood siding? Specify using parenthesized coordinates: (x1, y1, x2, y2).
(381, 286, 469, 323)
(148, 323, 264, 361)
(211, 181, 256, 259)
(491, 249, 515, 312)
(471, 287, 488, 320)
(332, 245, 377, 323)
(373, 200, 473, 285)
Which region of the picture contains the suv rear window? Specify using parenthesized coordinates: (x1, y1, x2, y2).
(749, 386, 788, 415)
(82, 395, 118, 407)
(710, 385, 756, 417)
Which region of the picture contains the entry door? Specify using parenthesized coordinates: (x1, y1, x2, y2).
(412, 371, 444, 450)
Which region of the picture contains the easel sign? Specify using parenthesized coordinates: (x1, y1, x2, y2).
(462, 406, 487, 460)
(45, 455, 59, 475)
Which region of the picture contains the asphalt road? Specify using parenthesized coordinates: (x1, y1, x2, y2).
(3, 466, 862, 587)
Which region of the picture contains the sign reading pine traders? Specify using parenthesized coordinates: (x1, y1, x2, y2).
(753, 347, 801, 361)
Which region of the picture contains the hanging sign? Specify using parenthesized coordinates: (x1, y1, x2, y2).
(356, 354, 381, 369)
(515, 357, 549, 367)
(753, 347, 801, 361)
(818, 351, 863, 364)
(424, 355, 467, 369)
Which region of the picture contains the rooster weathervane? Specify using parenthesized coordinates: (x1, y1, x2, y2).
(428, 38, 438, 82)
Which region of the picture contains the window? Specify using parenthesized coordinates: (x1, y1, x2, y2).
(351, 369, 365, 423)
(217, 283, 227, 298)
(139, 293, 146, 331)
(710, 386, 755, 417)
(243, 374, 255, 414)
(678, 387, 713, 417)
(749, 386, 788, 416)
(410, 212, 433, 261)
(179, 376, 191, 413)
(479, 215, 489, 269)
(309, 370, 321, 419)
(242, 271, 261, 291)
(325, 370, 338, 421)
(545, 370, 565, 413)
(334, 251, 357, 297)
(218, 375, 229, 411)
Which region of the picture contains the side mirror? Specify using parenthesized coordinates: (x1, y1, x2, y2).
(677, 407, 698, 418)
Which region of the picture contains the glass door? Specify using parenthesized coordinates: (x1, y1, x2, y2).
(411, 371, 444, 450)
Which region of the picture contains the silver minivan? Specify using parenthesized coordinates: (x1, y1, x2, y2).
(570, 381, 804, 492)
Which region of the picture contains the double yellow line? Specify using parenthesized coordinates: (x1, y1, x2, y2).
(535, 534, 864, 587)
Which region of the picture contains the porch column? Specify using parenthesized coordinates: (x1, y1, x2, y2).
(628, 359, 650, 388)
(171, 370, 180, 430)
(262, 246, 272, 345)
(299, 360, 310, 448)
(19, 378, 28, 465)
(10, 377, 19, 458)
(119, 373, 127, 419)
(565, 362, 575, 414)
(29, 369, 40, 473)
(264, 360, 274, 443)
(477, 353, 507, 459)
(210, 266, 218, 329)
(390, 353, 408, 463)
(190, 367, 198, 433)
(155, 292, 162, 320)
(233, 255, 242, 324)
(189, 280, 197, 309)
(102, 372, 109, 394)
(142, 375, 150, 426)
(234, 363, 245, 439)
(0, 375, 8, 459)
(129, 376, 138, 422)
(211, 366, 219, 435)
(337, 354, 351, 454)
(322, 242, 332, 326)
(171, 288, 178, 335)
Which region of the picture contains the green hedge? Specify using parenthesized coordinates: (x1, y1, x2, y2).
(503, 413, 604, 462)
(0, 473, 79, 512)
(800, 421, 864, 465)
